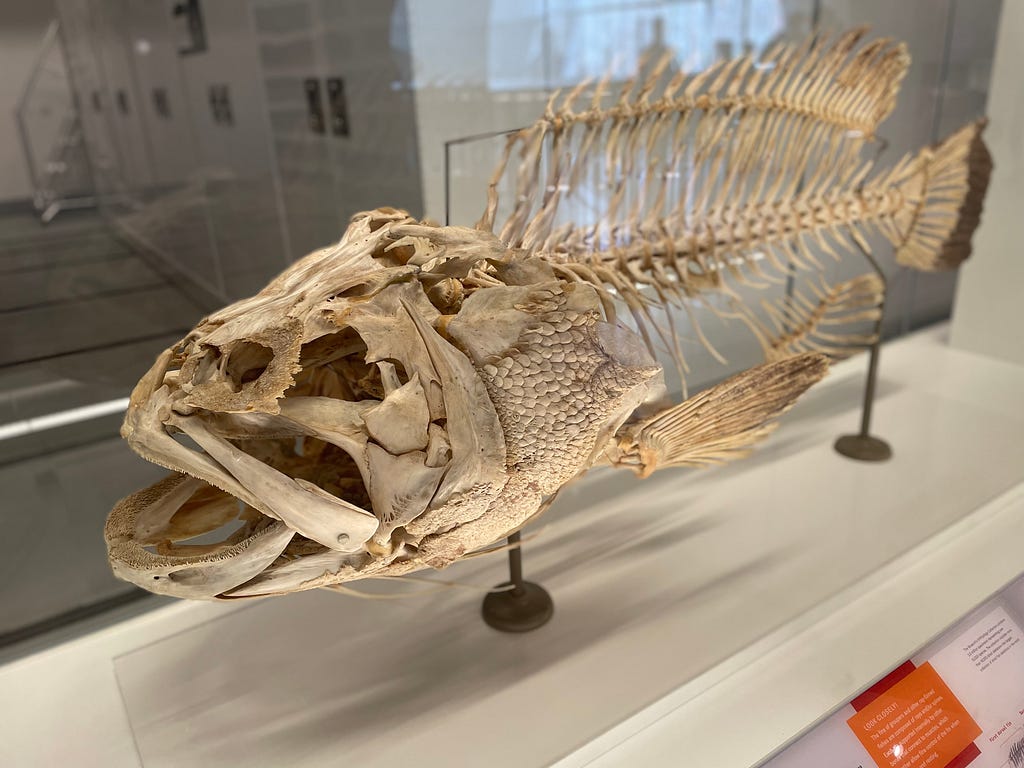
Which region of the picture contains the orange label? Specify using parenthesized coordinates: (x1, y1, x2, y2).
(846, 662, 981, 768)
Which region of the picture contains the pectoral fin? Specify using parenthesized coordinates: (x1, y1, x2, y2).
(609, 353, 828, 477)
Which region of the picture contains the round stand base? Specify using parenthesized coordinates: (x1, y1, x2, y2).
(481, 581, 554, 633)
(834, 433, 892, 462)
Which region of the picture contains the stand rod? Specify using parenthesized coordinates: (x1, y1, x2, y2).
(856, 241, 886, 440)
(507, 531, 524, 590)
(859, 339, 881, 437)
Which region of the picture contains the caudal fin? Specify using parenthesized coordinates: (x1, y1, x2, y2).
(891, 119, 992, 271)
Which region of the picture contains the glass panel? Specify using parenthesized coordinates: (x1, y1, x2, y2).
(818, 0, 1004, 335)
(912, 0, 1002, 332)
(112, 0, 225, 299)
(14, 21, 94, 218)
(58, 0, 128, 205)
(174, 0, 291, 299)
(2, 0, 1006, 662)
(250, 0, 338, 259)
(86, 0, 156, 210)
(446, 1, 815, 395)
(0, 0, 214, 646)
(317, 0, 424, 220)
(249, 0, 423, 264)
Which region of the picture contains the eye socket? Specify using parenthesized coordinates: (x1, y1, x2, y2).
(224, 341, 275, 391)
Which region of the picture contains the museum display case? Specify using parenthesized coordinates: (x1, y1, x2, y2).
(1, 1, 1022, 766)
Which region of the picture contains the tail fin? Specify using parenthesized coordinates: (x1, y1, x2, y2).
(890, 119, 992, 271)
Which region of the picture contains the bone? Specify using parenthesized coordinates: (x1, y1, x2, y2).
(365, 444, 445, 543)
(170, 414, 379, 552)
(222, 548, 364, 598)
(445, 283, 558, 365)
(399, 298, 506, 507)
(363, 377, 430, 454)
(277, 397, 375, 460)
(105, 473, 295, 599)
(123, 386, 269, 513)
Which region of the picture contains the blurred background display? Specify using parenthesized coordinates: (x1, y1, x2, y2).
(0, 0, 1003, 649)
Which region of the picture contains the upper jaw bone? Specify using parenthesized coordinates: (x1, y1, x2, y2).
(168, 413, 378, 552)
(122, 384, 269, 513)
(124, 381, 377, 553)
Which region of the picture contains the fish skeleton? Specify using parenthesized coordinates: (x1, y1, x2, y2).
(105, 28, 990, 600)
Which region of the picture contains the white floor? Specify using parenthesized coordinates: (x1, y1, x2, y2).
(1, 325, 1022, 768)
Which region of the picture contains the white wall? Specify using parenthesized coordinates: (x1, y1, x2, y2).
(0, 0, 57, 203)
(950, 1, 1023, 365)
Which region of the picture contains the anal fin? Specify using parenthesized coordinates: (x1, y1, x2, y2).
(734, 274, 884, 362)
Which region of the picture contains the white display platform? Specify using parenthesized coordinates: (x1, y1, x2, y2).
(1, 324, 1023, 768)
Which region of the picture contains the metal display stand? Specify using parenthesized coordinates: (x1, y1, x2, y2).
(481, 532, 554, 632)
(834, 243, 893, 462)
